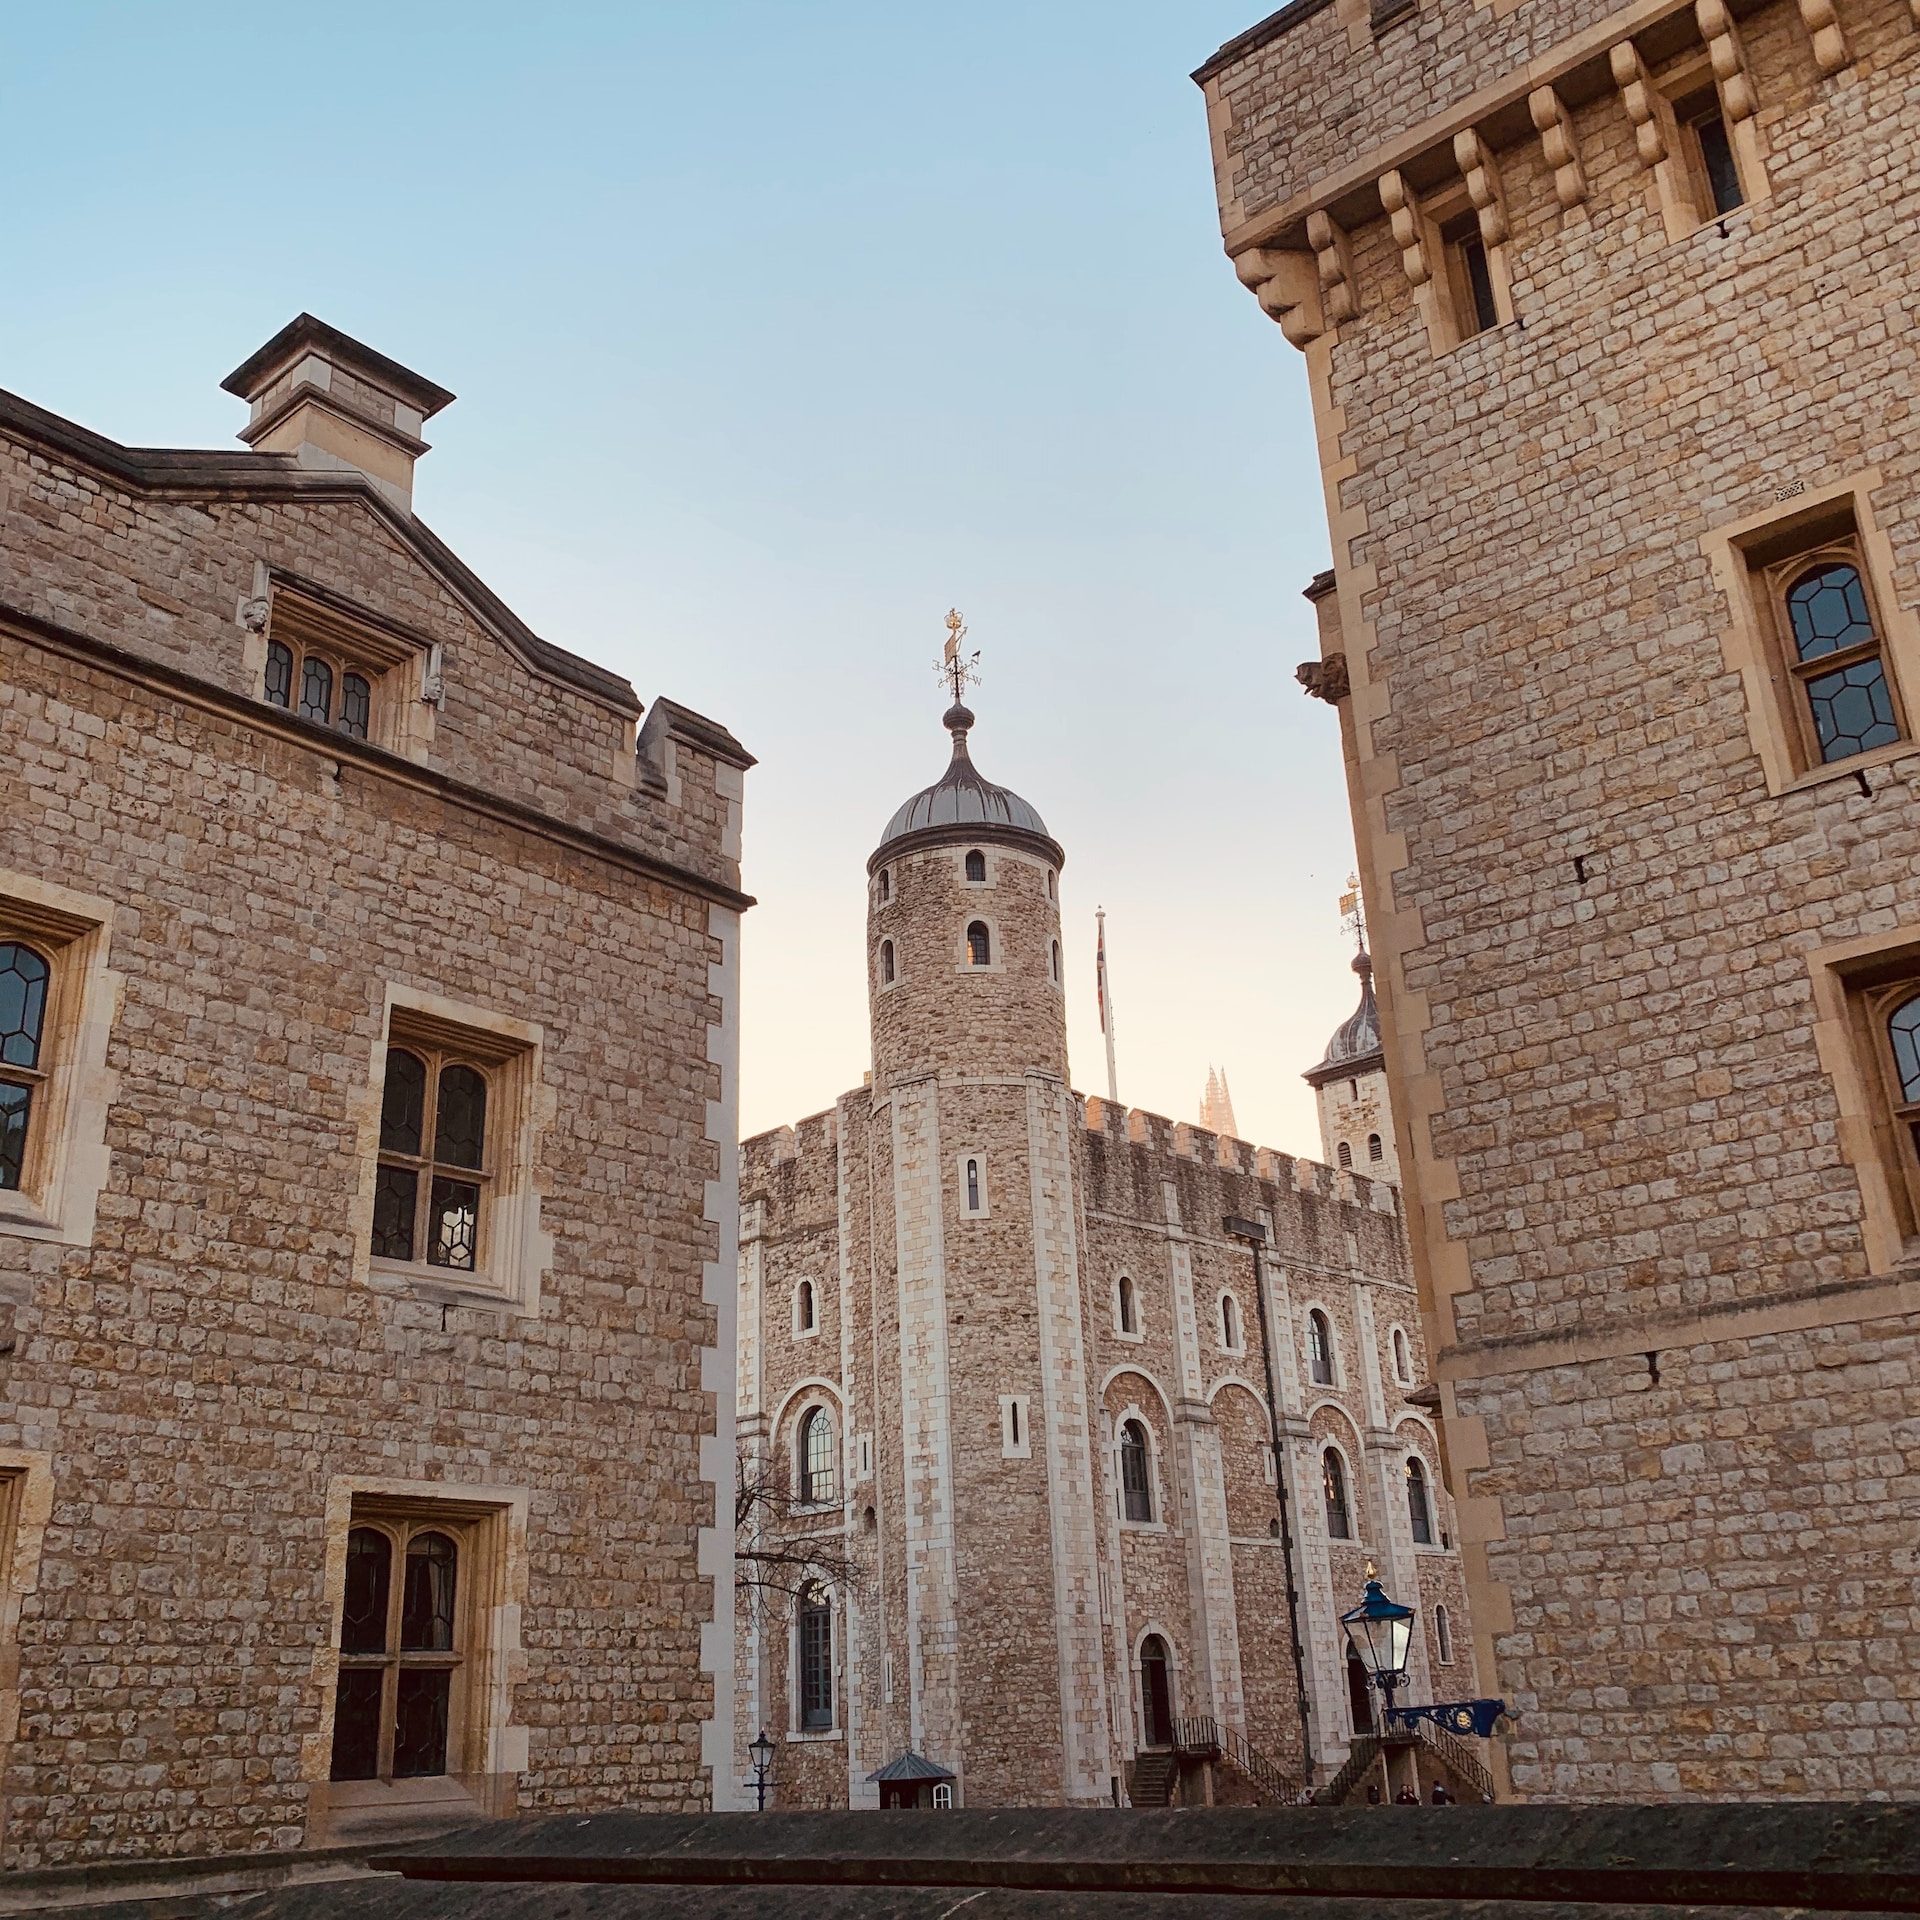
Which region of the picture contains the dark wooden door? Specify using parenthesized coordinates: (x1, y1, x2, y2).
(1347, 1649, 1375, 1736)
(1140, 1637, 1173, 1748)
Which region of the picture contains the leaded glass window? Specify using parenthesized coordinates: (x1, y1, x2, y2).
(1323, 1448, 1352, 1539)
(371, 1042, 489, 1272)
(330, 1518, 463, 1784)
(264, 640, 294, 709)
(339, 672, 372, 741)
(799, 1584, 834, 1729)
(299, 655, 335, 724)
(798, 1406, 835, 1506)
(1119, 1420, 1152, 1523)
(0, 941, 51, 1193)
(1783, 561, 1900, 764)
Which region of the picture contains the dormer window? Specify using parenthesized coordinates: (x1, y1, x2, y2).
(257, 580, 438, 757)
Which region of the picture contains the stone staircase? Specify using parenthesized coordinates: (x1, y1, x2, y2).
(1127, 1750, 1179, 1806)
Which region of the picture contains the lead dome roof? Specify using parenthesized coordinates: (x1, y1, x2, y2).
(871, 703, 1062, 870)
(1304, 948, 1384, 1086)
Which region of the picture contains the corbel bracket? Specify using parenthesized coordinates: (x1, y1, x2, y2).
(1696, 0, 1757, 124)
(1452, 129, 1509, 248)
(1527, 85, 1587, 209)
(1378, 170, 1430, 288)
(1305, 211, 1358, 325)
(1796, 0, 1849, 72)
(1233, 247, 1326, 349)
(1610, 41, 1668, 169)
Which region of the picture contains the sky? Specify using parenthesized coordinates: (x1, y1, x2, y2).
(3, 2, 1365, 1158)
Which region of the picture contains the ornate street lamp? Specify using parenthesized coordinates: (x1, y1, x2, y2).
(1341, 1576, 1415, 1722)
(749, 1728, 775, 1811)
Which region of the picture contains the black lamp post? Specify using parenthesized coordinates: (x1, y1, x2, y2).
(1340, 1576, 1415, 1725)
(749, 1728, 774, 1811)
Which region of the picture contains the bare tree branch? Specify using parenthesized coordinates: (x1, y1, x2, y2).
(734, 1446, 869, 1603)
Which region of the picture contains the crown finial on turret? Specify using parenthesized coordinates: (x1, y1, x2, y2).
(937, 607, 981, 709)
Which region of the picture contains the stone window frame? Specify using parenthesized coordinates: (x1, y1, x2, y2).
(1642, 46, 1771, 244)
(0, 1447, 53, 1843)
(1320, 1439, 1357, 1542)
(1405, 1450, 1438, 1550)
(793, 1276, 820, 1340)
(1048, 937, 1063, 991)
(1367, 1132, 1385, 1165)
(1705, 473, 1918, 797)
(1401, 176, 1515, 359)
(956, 1149, 990, 1221)
(855, 1431, 873, 1483)
(1112, 1404, 1167, 1534)
(1112, 1272, 1144, 1343)
(1337, 1140, 1354, 1171)
(875, 866, 893, 907)
(306, 1476, 527, 1841)
(1304, 1304, 1341, 1389)
(877, 938, 900, 991)
(792, 1401, 840, 1511)
(959, 916, 1002, 974)
(960, 847, 991, 888)
(359, 986, 551, 1319)
(1216, 1288, 1245, 1355)
(999, 1393, 1032, 1461)
(788, 1577, 841, 1741)
(0, 871, 120, 1257)
(1388, 1323, 1415, 1387)
(1433, 1603, 1455, 1667)
(1807, 923, 1920, 1271)
(1131, 1624, 1181, 1750)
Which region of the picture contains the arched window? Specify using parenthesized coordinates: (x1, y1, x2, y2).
(932, 1782, 953, 1809)
(1322, 1448, 1352, 1539)
(1368, 1132, 1384, 1163)
(798, 1582, 834, 1729)
(1434, 1603, 1454, 1666)
(1307, 1309, 1335, 1386)
(1050, 939, 1060, 983)
(880, 940, 895, 986)
(1392, 1327, 1412, 1384)
(330, 1519, 463, 1783)
(1116, 1274, 1137, 1336)
(878, 867, 891, 903)
(966, 921, 991, 966)
(963, 1155, 983, 1215)
(1220, 1293, 1240, 1350)
(371, 1049, 489, 1271)
(1046, 869, 1056, 901)
(1337, 1140, 1353, 1169)
(0, 941, 52, 1193)
(796, 1278, 817, 1334)
(964, 849, 986, 883)
(1406, 1454, 1434, 1546)
(1119, 1420, 1153, 1523)
(798, 1407, 836, 1506)
(1782, 561, 1899, 764)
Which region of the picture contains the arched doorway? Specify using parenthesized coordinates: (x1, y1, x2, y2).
(1139, 1635, 1173, 1748)
(1346, 1647, 1374, 1737)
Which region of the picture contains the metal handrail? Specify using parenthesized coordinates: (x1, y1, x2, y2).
(1171, 1715, 1304, 1804)
(1409, 1716, 1494, 1801)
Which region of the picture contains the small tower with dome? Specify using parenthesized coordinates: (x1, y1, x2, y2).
(1304, 942, 1398, 1183)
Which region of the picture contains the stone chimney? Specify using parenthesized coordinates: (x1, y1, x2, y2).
(220, 314, 454, 513)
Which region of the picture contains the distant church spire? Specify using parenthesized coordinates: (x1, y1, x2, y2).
(1200, 1066, 1238, 1139)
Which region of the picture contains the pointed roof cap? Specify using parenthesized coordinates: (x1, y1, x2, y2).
(865, 1749, 956, 1783)
(1304, 947, 1385, 1087)
(870, 701, 1062, 872)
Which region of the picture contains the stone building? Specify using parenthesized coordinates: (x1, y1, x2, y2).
(735, 696, 1473, 1809)
(1197, 0, 1920, 1799)
(0, 316, 750, 1867)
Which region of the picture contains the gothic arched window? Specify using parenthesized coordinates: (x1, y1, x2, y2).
(1308, 1309, 1335, 1387)
(880, 939, 895, 986)
(1322, 1448, 1352, 1539)
(1406, 1454, 1434, 1546)
(798, 1406, 836, 1506)
(1782, 560, 1900, 765)
(1116, 1274, 1137, 1336)
(0, 941, 52, 1193)
(798, 1583, 834, 1729)
(1119, 1420, 1153, 1523)
(964, 849, 986, 883)
(966, 921, 991, 967)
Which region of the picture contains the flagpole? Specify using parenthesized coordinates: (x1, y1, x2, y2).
(1097, 907, 1119, 1105)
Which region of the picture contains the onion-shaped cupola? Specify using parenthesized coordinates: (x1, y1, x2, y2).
(1304, 946, 1384, 1088)
(870, 702, 1064, 872)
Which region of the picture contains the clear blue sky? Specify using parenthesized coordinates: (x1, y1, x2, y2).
(4, 2, 1365, 1157)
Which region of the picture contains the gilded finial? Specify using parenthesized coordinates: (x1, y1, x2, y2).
(937, 607, 981, 707)
(1339, 873, 1368, 954)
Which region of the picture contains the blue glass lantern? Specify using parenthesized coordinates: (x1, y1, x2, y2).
(1341, 1577, 1415, 1692)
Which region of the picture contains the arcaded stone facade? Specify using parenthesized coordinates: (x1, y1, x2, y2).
(735, 703, 1472, 1809)
(0, 318, 749, 1866)
(1198, 0, 1920, 1799)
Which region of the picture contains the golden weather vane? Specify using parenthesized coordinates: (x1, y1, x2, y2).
(1339, 871, 1367, 952)
(936, 607, 982, 705)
